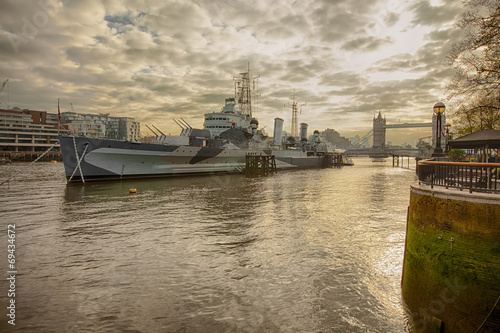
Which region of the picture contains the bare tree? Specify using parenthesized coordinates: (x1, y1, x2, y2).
(448, 0, 500, 97)
(452, 92, 500, 135)
(446, 0, 500, 132)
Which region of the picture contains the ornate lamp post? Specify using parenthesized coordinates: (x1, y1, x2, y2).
(432, 102, 445, 157)
(444, 123, 451, 153)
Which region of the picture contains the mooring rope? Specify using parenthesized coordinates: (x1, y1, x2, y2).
(474, 294, 500, 333)
(0, 140, 60, 187)
(67, 137, 88, 184)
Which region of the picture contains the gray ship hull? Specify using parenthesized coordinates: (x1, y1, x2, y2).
(60, 136, 329, 182)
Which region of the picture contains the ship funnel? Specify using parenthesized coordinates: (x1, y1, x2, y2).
(300, 123, 308, 141)
(273, 117, 284, 146)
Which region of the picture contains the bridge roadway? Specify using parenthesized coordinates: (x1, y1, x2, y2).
(383, 123, 433, 129)
(347, 148, 419, 157)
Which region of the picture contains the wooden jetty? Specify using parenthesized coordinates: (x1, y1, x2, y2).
(245, 154, 277, 176)
(391, 151, 418, 169)
(323, 153, 343, 167)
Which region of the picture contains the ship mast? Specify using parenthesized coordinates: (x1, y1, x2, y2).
(233, 63, 259, 118)
(287, 91, 305, 138)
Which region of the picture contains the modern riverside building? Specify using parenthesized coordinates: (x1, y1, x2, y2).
(61, 112, 141, 141)
(0, 107, 61, 152)
(0, 107, 141, 154)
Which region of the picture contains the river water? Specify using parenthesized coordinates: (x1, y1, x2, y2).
(0, 157, 416, 332)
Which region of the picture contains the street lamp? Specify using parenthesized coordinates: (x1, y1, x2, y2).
(444, 123, 451, 153)
(432, 102, 446, 157)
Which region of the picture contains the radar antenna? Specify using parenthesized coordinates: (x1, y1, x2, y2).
(233, 63, 259, 117)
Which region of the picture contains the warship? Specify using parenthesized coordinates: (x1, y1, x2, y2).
(60, 67, 345, 182)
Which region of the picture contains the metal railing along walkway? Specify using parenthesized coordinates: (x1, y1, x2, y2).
(418, 160, 500, 194)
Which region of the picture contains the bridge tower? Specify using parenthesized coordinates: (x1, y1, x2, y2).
(373, 111, 386, 148)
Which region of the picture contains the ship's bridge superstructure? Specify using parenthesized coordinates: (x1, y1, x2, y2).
(203, 98, 252, 137)
(203, 67, 259, 138)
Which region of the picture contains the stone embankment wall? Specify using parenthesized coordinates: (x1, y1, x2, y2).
(402, 186, 500, 333)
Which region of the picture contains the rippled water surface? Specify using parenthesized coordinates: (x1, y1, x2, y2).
(0, 158, 416, 332)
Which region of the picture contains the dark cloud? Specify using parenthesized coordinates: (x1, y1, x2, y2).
(0, 0, 473, 144)
(384, 12, 399, 27)
(105, 14, 134, 26)
(409, 0, 463, 26)
(341, 36, 395, 52)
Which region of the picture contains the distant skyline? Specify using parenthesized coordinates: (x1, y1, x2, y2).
(0, 0, 466, 145)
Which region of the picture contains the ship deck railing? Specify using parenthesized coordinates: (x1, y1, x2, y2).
(418, 160, 500, 194)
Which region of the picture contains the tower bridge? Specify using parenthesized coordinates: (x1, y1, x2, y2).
(348, 112, 442, 158)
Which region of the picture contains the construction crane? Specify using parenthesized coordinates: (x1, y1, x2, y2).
(286, 91, 305, 138)
(0, 79, 9, 108)
(0, 79, 8, 95)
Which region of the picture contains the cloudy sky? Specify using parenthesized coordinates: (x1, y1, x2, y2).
(0, 0, 467, 144)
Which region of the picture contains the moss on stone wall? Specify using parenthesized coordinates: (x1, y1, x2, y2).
(402, 187, 500, 333)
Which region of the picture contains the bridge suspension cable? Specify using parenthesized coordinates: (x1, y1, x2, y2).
(348, 129, 373, 148)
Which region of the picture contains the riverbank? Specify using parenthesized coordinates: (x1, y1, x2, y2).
(1, 151, 62, 162)
(402, 184, 500, 332)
